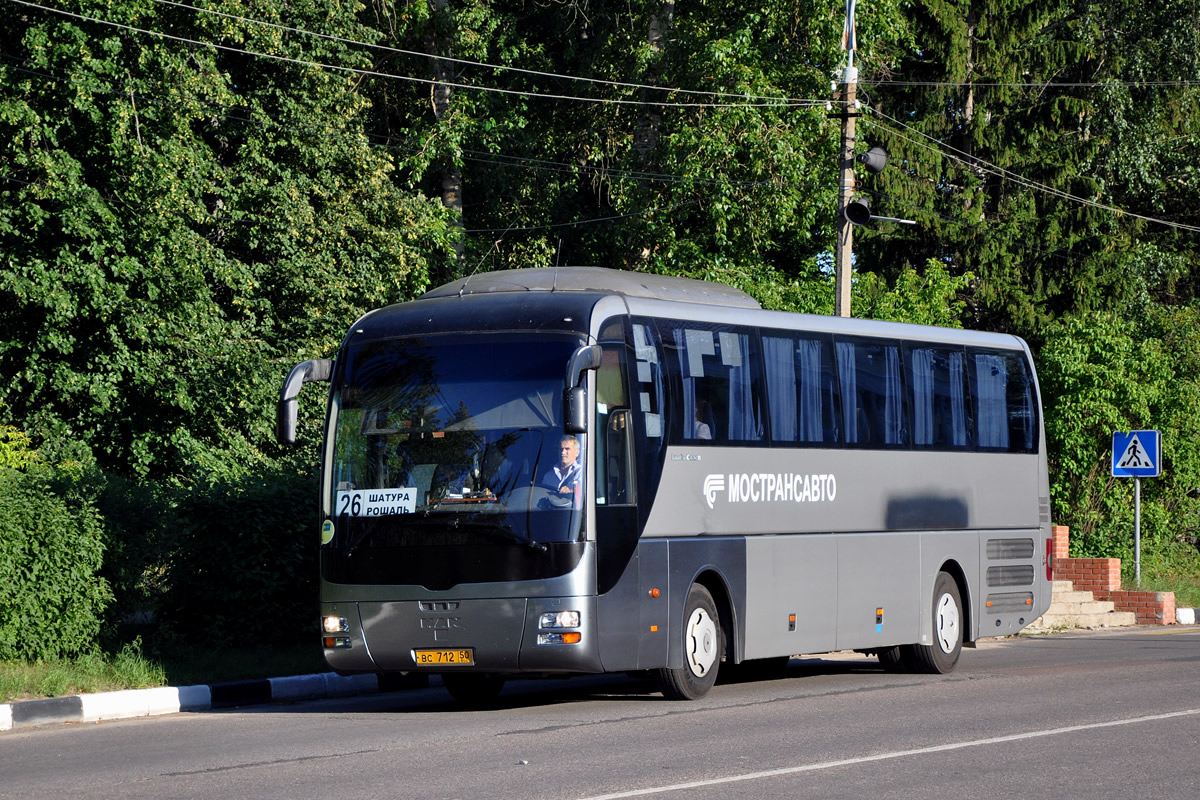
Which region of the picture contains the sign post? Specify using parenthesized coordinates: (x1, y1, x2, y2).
(1111, 430, 1161, 586)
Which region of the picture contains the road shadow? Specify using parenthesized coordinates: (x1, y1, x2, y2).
(221, 652, 895, 715)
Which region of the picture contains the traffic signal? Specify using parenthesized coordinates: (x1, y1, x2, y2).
(846, 146, 888, 225)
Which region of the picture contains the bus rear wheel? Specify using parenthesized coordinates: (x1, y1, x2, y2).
(903, 571, 963, 674)
(441, 673, 506, 705)
(656, 584, 723, 700)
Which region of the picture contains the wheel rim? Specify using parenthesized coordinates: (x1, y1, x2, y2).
(934, 592, 960, 654)
(684, 607, 719, 677)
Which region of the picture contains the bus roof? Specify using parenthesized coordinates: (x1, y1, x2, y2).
(422, 267, 762, 310)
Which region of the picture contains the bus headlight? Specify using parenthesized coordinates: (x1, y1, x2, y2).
(322, 615, 349, 634)
(539, 611, 580, 629)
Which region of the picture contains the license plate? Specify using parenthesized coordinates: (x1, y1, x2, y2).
(413, 648, 475, 666)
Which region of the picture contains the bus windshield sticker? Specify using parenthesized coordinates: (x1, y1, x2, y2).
(336, 488, 418, 517)
(321, 519, 335, 545)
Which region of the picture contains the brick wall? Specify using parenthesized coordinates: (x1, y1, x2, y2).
(1051, 526, 1175, 625)
(1106, 590, 1176, 625)
(1054, 557, 1121, 595)
(1052, 525, 1071, 561)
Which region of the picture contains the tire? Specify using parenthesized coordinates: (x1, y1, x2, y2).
(441, 673, 506, 705)
(656, 584, 723, 700)
(875, 646, 907, 673)
(902, 571, 964, 674)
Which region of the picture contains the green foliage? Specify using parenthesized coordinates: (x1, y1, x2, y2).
(857, 1, 1200, 337)
(0, 412, 37, 470)
(156, 468, 319, 646)
(1038, 306, 1200, 559)
(0, 0, 1198, 674)
(0, 461, 112, 660)
(0, 1, 452, 480)
(854, 260, 972, 327)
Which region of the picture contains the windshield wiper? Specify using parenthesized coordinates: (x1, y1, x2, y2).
(450, 518, 548, 552)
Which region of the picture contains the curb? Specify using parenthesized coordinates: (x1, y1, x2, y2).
(0, 672, 383, 732)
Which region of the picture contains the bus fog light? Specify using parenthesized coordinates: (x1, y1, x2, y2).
(537, 632, 583, 645)
(539, 611, 580, 629)
(322, 615, 348, 633)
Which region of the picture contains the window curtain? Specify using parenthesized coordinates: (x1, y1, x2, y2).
(725, 332, 758, 440)
(764, 337, 796, 441)
(975, 354, 1009, 448)
(674, 328, 699, 439)
(796, 339, 825, 442)
(949, 351, 967, 447)
(911, 348, 935, 446)
(881, 346, 903, 444)
(836, 341, 858, 443)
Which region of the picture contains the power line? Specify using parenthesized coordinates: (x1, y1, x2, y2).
(1, 52, 834, 199)
(5, 0, 829, 110)
(869, 80, 1200, 88)
(864, 107, 1200, 235)
(150, 0, 825, 106)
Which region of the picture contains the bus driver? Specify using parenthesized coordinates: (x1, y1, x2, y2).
(544, 434, 582, 496)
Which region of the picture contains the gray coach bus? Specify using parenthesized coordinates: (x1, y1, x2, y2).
(278, 267, 1053, 702)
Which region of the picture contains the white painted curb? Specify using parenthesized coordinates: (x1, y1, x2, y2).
(1177, 607, 1197, 625)
(1, 671, 378, 732)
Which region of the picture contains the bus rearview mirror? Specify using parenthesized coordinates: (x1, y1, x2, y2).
(565, 386, 588, 434)
(277, 358, 333, 445)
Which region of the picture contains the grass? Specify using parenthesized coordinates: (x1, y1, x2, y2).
(0, 639, 165, 704)
(1127, 540, 1200, 608)
(0, 639, 329, 704)
(1132, 569, 1200, 608)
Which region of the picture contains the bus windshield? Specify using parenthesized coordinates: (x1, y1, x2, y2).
(324, 332, 588, 586)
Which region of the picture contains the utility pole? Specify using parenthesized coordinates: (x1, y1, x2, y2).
(834, 0, 858, 318)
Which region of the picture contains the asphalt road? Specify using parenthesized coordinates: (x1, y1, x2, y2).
(2, 627, 1198, 799)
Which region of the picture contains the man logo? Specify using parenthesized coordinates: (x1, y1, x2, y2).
(703, 474, 725, 509)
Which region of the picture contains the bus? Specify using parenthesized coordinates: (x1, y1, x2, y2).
(278, 267, 1053, 702)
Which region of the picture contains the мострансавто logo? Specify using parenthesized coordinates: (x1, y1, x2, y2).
(704, 473, 837, 509)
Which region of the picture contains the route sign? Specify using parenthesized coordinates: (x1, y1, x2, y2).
(1111, 430, 1161, 478)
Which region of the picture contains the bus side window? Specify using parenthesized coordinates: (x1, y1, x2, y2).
(836, 338, 908, 448)
(632, 323, 664, 439)
(596, 343, 634, 505)
(764, 332, 840, 445)
(907, 344, 971, 450)
(969, 349, 1037, 453)
(669, 324, 764, 443)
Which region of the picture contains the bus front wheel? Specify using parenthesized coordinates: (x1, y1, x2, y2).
(656, 584, 723, 700)
(903, 571, 963, 674)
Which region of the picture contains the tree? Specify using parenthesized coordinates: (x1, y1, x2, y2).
(854, 0, 1200, 338)
(0, 0, 452, 479)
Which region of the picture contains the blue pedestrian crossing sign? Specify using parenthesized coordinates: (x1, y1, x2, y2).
(1111, 430, 1161, 478)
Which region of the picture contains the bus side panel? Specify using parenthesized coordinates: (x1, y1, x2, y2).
(595, 539, 671, 672)
(637, 539, 671, 670)
(918, 531, 981, 644)
(836, 533, 921, 651)
(743, 535, 837, 659)
(975, 527, 1050, 637)
(661, 538, 746, 670)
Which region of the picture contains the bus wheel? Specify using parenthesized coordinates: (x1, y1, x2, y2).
(904, 571, 963, 674)
(442, 673, 506, 705)
(656, 584, 722, 700)
(875, 646, 906, 673)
